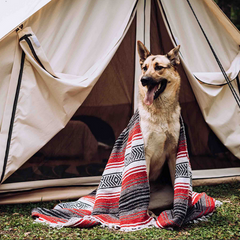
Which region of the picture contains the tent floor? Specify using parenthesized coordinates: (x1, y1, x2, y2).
(0, 175, 240, 205)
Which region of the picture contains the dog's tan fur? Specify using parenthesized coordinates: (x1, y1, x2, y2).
(137, 41, 181, 186)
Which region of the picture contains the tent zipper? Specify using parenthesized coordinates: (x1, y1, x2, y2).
(236, 75, 240, 95)
(186, 0, 240, 108)
(1, 33, 56, 183)
(1, 51, 26, 183)
(19, 34, 57, 78)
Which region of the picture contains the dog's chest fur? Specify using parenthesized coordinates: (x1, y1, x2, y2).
(139, 103, 180, 181)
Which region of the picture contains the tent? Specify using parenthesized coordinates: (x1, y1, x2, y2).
(0, 0, 240, 204)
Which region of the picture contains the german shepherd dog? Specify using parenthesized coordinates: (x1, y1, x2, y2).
(137, 41, 181, 190)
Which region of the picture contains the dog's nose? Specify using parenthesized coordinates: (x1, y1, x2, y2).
(141, 76, 154, 86)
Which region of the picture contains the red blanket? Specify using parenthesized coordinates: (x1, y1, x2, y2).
(32, 111, 220, 231)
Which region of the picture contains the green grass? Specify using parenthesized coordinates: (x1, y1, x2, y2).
(0, 182, 240, 240)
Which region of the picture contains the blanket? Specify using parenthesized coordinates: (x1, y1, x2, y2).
(32, 110, 220, 231)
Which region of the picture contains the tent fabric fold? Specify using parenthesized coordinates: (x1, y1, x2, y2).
(32, 111, 219, 231)
(0, 0, 137, 182)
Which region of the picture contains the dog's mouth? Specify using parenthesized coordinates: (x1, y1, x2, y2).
(143, 79, 167, 106)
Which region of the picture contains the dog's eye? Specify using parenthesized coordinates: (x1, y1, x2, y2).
(155, 65, 163, 71)
(142, 66, 148, 71)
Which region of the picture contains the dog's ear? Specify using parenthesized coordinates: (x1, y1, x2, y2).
(137, 41, 151, 65)
(166, 45, 180, 66)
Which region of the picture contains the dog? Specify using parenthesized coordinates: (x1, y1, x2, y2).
(137, 41, 181, 189)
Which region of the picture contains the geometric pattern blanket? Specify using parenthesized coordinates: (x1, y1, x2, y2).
(32, 110, 220, 231)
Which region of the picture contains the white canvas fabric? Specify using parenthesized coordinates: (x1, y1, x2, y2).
(160, 0, 240, 158)
(0, 0, 137, 182)
(203, 0, 240, 45)
(0, 0, 50, 41)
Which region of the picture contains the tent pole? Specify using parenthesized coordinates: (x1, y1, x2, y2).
(134, 0, 151, 111)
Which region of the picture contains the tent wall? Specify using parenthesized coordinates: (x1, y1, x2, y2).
(0, 0, 51, 41)
(2, 15, 137, 187)
(0, 0, 137, 183)
(203, 0, 240, 45)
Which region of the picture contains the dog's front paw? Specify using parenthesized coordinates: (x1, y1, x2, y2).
(147, 209, 157, 220)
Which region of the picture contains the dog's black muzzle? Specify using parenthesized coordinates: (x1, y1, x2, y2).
(141, 76, 168, 99)
(141, 76, 156, 87)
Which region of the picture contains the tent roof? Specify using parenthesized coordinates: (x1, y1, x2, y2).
(0, 0, 51, 41)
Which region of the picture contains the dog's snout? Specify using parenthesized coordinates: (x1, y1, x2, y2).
(141, 76, 154, 86)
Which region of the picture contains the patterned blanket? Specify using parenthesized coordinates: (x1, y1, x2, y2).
(32, 110, 220, 231)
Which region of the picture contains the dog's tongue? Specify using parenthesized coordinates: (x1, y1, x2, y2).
(144, 85, 158, 105)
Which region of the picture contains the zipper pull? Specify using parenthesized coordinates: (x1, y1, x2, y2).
(16, 24, 23, 32)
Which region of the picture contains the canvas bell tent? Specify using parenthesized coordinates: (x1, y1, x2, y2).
(0, 0, 240, 204)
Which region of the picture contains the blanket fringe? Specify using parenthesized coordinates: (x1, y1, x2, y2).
(34, 218, 64, 229)
(188, 200, 222, 225)
(83, 215, 157, 232)
(83, 215, 120, 230)
(215, 200, 223, 207)
(120, 218, 157, 232)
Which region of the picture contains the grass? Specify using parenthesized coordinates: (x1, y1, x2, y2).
(0, 182, 240, 240)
